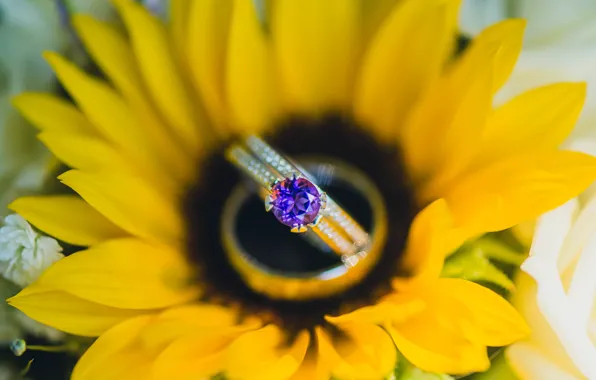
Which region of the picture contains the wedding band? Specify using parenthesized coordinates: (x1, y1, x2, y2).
(226, 136, 370, 265)
(221, 158, 387, 300)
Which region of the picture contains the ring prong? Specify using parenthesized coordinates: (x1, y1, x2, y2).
(310, 214, 323, 227)
(265, 195, 273, 212)
(291, 224, 307, 233)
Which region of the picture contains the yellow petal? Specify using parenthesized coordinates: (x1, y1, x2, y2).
(151, 314, 259, 380)
(187, 0, 233, 131)
(43, 52, 138, 149)
(273, 0, 359, 112)
(8, 289, 144, 337)
(449, 19, 525, 93)
(59, 170, 183, 247)
(157, 304, 238, 328)
(112, 0, 203, 152)
(383, 278, 527, 374)
(72, 315, 156, 380)
(401, 199, 467, 280)
(420, 80, 585, 200)
(289, 356, 330, 380)
(12, 92, 96, 135)
(142, 305, 248, 349)
(401, 19, 524, 182)
(72, 15, 194, 181)
(317, 324, 396, 380)
(226, 0, 279, 134)
(154, 334, 230, 380)
(435, 278, 529, 346)
(43, 53, 172, 177)
(477, 82, 586, 166)
(326, 298, 425, 326)
(71, 15, 142, 108)
(37, 132, 130, 173)
(30, 238, 197, 309)
(169, 0, 192, 54)
(9, 195, 127, 246)
(360, 0, 399, 45)
(355, 0, 457, 141)
(428, 62, 494, 187)
(446, 151, 596, 235)
(386, 316, 489, 375)
(400, 44, 496, 183)
(226, 325, 309, 380)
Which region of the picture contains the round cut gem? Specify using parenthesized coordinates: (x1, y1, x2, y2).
(269, 176, 321, 227)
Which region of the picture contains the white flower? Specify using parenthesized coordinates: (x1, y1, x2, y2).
(506, 203, 596, 379)
(506, 137, 596, 380)
(0, 214, 63, 288)
(504, 138, 596, 379)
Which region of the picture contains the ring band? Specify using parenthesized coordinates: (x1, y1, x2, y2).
(226, 136, 370, 265)
(221, 159, 388, 300)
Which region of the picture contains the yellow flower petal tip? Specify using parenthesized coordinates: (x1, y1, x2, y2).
(71, 14, 96, 32)
(491, 18, 527, 36)
(110, 0, 143, 17)
(42, 50, 62, 65)
(571, 81, 588, 94)
(10, 93, 31, 111)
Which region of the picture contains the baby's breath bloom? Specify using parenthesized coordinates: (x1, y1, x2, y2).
(0, 215, 63, 344)
(0, 214, 62, 288)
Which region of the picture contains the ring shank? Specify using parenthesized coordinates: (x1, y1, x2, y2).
(246, 136, 369, 247)
(226, 138, 369, 262)
(221, 159, 388, 300)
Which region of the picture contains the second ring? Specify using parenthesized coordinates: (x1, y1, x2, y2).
(226, 136, 370, 266)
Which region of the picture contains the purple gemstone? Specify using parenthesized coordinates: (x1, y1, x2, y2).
(269, 176, 321, 227)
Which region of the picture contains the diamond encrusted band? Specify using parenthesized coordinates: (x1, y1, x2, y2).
(226, 136, 371, 264)
(221, 158, 387, 300)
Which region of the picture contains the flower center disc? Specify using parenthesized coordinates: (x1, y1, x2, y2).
(270, 177, 321, 227)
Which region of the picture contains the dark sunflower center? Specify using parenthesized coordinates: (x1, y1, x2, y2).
(184, 114, 417, 333)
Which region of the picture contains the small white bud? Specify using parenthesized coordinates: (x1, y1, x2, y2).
(0, 214, 63, 287)
(10, 339, 26, 356)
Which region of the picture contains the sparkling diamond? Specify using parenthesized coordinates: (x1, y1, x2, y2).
(269, 176, 321, 227)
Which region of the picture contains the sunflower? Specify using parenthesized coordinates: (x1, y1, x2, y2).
(6, 0, 596, 379)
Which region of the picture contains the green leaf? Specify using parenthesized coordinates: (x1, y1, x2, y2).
(474, 237, 526, 266)
(398, 366, 454, 380)
(392, 353, 454, 380)
(442, 247, 515, 291)
(442, 234, 528, 292)
(471, 353, 519, 380)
